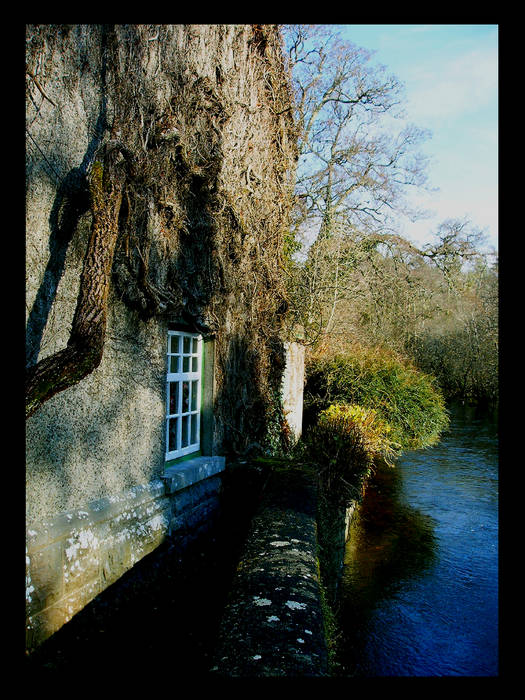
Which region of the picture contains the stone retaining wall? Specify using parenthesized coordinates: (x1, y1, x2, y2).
(26, 456, 224, 651)
(210, 466, 328, 677)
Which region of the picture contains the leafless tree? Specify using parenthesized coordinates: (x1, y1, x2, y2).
(281, 26, 494, 354)
(283, 24, 430, 246)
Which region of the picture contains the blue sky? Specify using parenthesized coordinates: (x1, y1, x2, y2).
(338, 24, 498, 254)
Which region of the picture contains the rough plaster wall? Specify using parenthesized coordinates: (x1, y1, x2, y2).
(26, 26, 105, 366)
(25, 293, 166, 525)
(25, 27, 167, 523)
(25, 24, 295, 522)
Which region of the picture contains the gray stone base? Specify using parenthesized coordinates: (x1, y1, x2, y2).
(26, 456, 225, 651)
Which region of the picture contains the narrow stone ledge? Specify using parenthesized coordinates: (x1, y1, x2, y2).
(161, 456, 226, 495)
(26, 480, 167, 554)
(210, 465, 328, 677)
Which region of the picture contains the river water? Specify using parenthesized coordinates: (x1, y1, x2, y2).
(336, 403, 499, 677)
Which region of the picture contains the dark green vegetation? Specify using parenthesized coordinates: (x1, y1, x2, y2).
(304, 345, 450, 454)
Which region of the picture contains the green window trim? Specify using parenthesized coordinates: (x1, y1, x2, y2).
(165, 450, 203, 468)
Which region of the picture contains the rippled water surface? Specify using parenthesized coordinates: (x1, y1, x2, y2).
(337, 403, 498, 677)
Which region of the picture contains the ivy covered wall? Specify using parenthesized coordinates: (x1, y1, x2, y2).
(26, 24, 297, 521)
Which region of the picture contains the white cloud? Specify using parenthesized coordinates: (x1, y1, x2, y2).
(406, 46, 498, 125)
(403, 174, 498, 251)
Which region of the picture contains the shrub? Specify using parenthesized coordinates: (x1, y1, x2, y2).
(321, 403, 400, 466)
(304, 403, 372, 506)
(304, 344, 449, 452)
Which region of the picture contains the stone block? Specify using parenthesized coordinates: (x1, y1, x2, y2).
(161, 456, 225, 494)
(171, 486, 194, 515)
(61, 526, 103, 597)
(27, 577, 101, 650)
(26, 540, 64, 616)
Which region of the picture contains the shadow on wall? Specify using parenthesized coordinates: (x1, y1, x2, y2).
(25, 322, 165, 523)
(213, 332, 278, 459)
(26, 28, 109, 368)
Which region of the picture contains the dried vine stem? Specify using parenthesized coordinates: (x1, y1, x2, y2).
(26, 69, 57, 107)
(25, 25, 298, 452)
(26, 145, 128, 419)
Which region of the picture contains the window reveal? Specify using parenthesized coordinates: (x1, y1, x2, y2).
(166, 331, 202, 460)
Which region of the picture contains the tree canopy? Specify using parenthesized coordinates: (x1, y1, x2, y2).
(281, 24, 498, 405)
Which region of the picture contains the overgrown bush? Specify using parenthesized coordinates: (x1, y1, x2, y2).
(302, 401, 386, 612)
(304, 344, 449, 452)
(321, 403, 400, 466)
(302, 401, 397, 504)
(304, 404, 370, 505)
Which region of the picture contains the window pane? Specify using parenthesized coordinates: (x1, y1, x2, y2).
(191, 380, 198, 409)
(190, 414, 198, 444)
(182, 381, 189, 412)
(181, 416, 189, 447)
(169, 382, 179, 415)
(168, 418, 178, 452)
(166, 331, 202, 457)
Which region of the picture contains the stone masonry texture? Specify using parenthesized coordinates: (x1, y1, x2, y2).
(210, 466, 328, 677)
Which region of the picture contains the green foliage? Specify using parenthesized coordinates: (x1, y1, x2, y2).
(304, 403, 371, 506)
(321, 403, 400, 466)
(305, 344, 449, 452)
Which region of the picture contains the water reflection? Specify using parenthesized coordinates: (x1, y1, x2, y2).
(344, 464, 437, 594)
(338, 464, 438, 675)
(336, 404, 498, 677)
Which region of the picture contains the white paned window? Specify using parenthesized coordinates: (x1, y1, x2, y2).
(166, 330, 202, 460)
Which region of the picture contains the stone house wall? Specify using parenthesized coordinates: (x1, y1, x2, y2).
(25, 24, 297, 651)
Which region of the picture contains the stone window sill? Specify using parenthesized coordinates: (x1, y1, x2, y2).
(161, 455, 225, 495)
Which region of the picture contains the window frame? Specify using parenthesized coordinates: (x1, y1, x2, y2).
(165, 330, 203, 461)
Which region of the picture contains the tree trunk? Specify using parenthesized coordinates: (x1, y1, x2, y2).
(26, 155, 125, 420)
